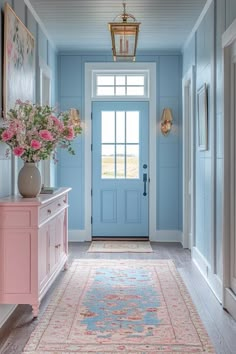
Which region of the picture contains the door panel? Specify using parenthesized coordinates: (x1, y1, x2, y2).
(231, 43, 236, 294)
(101, 190, 117, 223)
(92, 101, 149, 237)
(125, 190, 141, 223)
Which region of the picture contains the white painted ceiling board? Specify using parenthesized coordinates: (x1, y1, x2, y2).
(26, 0, 208, 51)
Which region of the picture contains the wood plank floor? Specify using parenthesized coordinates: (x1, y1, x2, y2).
(0, 242, 236, 354)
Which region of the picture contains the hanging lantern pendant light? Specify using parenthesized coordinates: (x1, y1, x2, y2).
(108, 2, 141, 62)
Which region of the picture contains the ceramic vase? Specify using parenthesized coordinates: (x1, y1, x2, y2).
(18, 162, 41, 198)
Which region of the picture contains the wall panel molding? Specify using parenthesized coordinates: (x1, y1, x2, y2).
(192, 247, 222, 302)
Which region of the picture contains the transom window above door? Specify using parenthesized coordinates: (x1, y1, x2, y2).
(93, 71, 149, 98)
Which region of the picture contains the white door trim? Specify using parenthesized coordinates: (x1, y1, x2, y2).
(39, 58, 52, 187)
(182, 66, 195, 249)
(222, 17, 236, 319)
(84, 62, 156, 241)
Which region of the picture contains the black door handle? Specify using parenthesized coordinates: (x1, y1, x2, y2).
(143, 173, 147, 196)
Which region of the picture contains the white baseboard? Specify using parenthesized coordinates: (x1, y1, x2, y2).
(69, 229, 182, 243)
(0, 305, 17, 328)
(149, 230, 183, 243)
(68, 229, 91, 242)
(192, 246, 222, 303)
(224, 288, 236, 320)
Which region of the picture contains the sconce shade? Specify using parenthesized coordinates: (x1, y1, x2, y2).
(160, 108, 173, 136)
(69, 108, 80, 127)
(108, 3, 140, 62)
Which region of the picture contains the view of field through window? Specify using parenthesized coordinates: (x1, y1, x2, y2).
(101, 110, 139, 179)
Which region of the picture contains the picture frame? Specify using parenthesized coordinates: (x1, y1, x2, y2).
(3, 3, 35, 118)
(197, 83, 208, 151)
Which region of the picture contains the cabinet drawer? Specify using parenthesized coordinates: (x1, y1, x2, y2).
(53, 196, 67, 210)
(39, 202, 54, 223)
(39, 196, 68, 223)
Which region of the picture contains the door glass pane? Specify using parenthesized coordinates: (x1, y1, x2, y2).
(126, 112, 139, 143)
(102, 145, 115, 178)
(126, 145, 139, 178)
(116, 145, 125, 178)
(101, 110, 140, 179)
(116, 111, 125, 143)
(102, 112, 115, 143)
(127, 76, 144, 85)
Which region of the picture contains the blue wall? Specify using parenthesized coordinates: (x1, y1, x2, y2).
(57, 52, 182, 234)
(157, 55, 182, 230)
(182, 0, 236, 284)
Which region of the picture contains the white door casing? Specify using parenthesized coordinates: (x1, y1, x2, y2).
(84, 62, 156, 241)
(222, 18, 236, 320)
(231, 45, 236, 294)
(39, 59, 52, 187)
(182, 66, 195, 250)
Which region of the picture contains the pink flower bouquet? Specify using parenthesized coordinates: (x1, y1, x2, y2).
(0, 100, 82, 162)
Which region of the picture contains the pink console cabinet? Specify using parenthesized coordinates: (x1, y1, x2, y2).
(0, 187, 71, 317)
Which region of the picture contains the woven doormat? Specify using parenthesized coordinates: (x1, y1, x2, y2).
(87, 240, 153, 253)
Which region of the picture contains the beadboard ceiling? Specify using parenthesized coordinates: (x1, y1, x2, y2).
(26, 0, 207, 52)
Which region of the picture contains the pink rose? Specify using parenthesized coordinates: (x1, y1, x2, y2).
(9, 121, 23, 134)
(65, 126, 74, 140)
(30, 139, 42, 150)
(15, 99, 23, 105)
(13, 146, 24, 157)
(51, 116, 64, 130)
(39, 130, 54, 141)
(1, 130, 14, 141)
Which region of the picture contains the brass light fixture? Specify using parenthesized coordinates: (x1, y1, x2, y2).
(108, 2, 140, 62)
(160, 108, 173, 136)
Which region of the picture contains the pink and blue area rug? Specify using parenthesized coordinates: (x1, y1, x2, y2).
(24, 260, 215, 353)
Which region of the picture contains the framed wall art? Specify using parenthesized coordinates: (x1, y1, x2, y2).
(197, 83, 208, 151)
(3, 3, 35, 118)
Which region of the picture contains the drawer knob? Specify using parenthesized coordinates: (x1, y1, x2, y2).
(47, 209, 52, 214)
(58, 203, 61, 207)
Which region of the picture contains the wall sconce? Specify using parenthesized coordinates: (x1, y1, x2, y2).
(160, 108, 173, 136)
(69, 108, 80, 127)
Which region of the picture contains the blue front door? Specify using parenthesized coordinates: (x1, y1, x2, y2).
(92, 101, 149, 237)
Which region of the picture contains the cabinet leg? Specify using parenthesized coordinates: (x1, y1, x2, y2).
(64, 261, 68, 270)
(32, 304, 39, 318)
